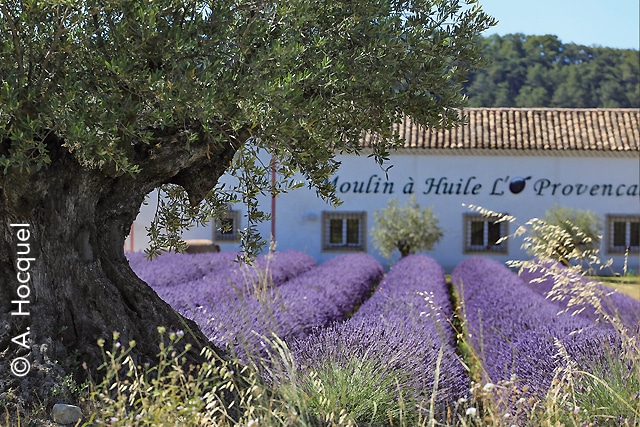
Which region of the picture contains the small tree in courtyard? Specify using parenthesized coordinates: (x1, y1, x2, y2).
(372, 196, 443, 258)
(527, 204, 603, 266)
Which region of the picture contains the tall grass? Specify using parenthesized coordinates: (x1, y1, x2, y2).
(82, 329, 311, 427)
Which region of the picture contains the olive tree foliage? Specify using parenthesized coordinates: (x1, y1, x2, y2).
(527, 204, 603, 267)
(0, 0, 495, 257)
(372, 196, 444, 258)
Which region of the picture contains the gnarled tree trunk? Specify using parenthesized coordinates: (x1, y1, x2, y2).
(0, 129, 244, 404)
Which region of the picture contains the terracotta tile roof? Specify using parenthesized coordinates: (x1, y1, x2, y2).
(363, 108, 639, 152)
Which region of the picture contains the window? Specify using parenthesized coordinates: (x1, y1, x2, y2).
(606, 215, 640, 253)
(214, 209, 241, 242)
(322, 211, 366, 251)
(464, 213, 508, 253)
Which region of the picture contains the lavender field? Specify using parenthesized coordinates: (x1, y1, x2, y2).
(452, 258, 631, 398)
(127, 250, 640, 424)
(291, 255, 468, 422)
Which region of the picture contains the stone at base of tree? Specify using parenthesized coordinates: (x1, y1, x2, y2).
(184, 239, 220, 254)
(51, 403, 82, 425)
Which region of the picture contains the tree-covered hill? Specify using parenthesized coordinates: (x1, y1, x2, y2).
(463, 33, 640, 108)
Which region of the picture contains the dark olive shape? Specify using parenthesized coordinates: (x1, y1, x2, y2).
(509, 177, 527, 194)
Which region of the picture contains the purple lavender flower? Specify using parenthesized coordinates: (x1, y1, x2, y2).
(130, 250, 316, 312)
(127, 251, 239, 288)
(451, 256, 620, 399)
(291, 255, 468, 419)
(191, 253, 383, 360)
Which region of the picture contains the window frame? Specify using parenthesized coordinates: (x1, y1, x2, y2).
(463, 213, 509, 253)
(214, 209, 241, 242)
(606, 214, 640, 254)
(321, 211, 367, 252)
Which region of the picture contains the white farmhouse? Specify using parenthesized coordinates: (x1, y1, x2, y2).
(130, 108, 640, 273)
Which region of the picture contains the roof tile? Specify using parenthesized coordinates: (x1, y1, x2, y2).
(363, 108, 640, 152)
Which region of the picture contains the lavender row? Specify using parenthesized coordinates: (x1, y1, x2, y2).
(130, 250, 317, 311)
(517, 259, 640, 330)
(292, 255, 468, 417)
(127, 250, 239, 288)
(191, 253, 384, 359)
(451, 257, 619, 398)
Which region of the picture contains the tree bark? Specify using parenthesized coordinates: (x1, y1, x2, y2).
(0, 129, 244, 397)
(397, 240, 411, 258)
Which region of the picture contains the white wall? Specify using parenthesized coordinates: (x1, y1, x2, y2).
(130, 151, 640, 273)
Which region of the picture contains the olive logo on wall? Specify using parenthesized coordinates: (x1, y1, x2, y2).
(509, 176, 532, 194)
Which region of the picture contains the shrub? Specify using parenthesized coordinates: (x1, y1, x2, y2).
(371, 196, 443, 258)
(528, 204, 602, 266)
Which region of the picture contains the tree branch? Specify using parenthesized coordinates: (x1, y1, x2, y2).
(35, 4, 72, 90)
(0, 5, 24, 79)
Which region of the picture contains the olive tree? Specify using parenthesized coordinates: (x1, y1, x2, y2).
(0, 0, 494, 388)
(372, 196, 444, 258)
(527, 204, 603, 266)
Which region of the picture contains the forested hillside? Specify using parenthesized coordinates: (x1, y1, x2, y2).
(463, 34, 639, 108)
